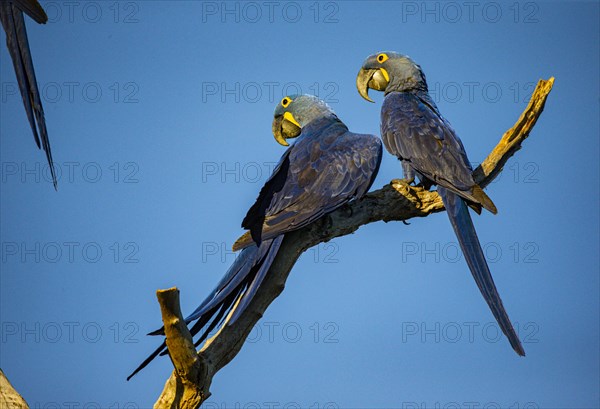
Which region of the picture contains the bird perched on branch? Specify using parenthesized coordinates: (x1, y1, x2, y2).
(357, 51, 525, 356)
(0, 0, 57, 188)
(128, 94, 382, 379)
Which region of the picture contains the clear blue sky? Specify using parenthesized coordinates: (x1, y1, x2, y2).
(1, 1, 598, 408)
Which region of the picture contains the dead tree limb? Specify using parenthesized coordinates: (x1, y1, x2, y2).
(0, 369, 29, 409)
(154, 77, 555, 408)
(153, 288, 210, 408)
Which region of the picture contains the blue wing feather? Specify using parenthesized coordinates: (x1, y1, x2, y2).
(0, 1, 57, 188)
(243, 116, 382, 245)
(382, 91, 475, 194)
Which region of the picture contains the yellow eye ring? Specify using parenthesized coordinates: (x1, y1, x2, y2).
(281, 97, 292, 108)
(377, 53, 389, 63)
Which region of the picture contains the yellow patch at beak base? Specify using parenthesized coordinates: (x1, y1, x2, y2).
(380, 68, 390, 82)
(283, 111, 301, 128)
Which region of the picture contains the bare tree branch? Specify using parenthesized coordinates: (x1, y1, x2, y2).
(153, 288, 210, 408)
(154, 77, 555, 408)
(0, 369, 29, 409)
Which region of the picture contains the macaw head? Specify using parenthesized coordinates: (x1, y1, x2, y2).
(356, 52, 427, 102)
(272, 94, 336, 146)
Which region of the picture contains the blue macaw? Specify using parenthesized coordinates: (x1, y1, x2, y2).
(357, 52, 525, 356)
(128, 94, 382, 379)
(0, 0, 56, 188)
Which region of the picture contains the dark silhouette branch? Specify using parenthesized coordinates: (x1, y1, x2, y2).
(153, 77, 555, 408)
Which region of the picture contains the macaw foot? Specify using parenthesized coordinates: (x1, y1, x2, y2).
(391, 178, 414, 195)
(391, 178, 423, 211)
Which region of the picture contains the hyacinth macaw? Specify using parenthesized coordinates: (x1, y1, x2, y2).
(357, 51, 525, 356)
(128, 94, 382, 379)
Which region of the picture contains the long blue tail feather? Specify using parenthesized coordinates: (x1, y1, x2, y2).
(127, 236, 284, 380)
(439, 187, 525, 356)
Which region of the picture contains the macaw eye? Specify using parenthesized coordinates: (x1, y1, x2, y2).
(281, 97, 292, 108)
(377, 53, 389, 63)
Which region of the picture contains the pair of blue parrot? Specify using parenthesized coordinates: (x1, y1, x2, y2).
(0, 0, 525, 383)
(127, 52, 525, 380)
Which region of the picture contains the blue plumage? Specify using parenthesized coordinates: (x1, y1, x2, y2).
(128, 95, 382, 379)
(0, 0, 57, 188)
(236, 95, 382, 249)
(358, 52, 524, 356)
